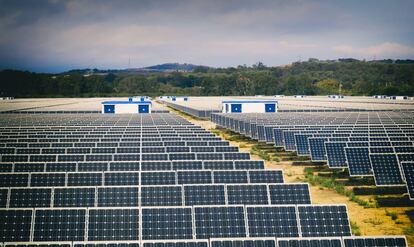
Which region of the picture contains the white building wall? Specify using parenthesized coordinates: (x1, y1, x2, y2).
(221, 102, 277, 113)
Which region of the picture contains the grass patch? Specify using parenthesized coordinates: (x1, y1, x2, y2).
(304, 167, 377, 208)
(250, 145, 271, 161)
(385, 209, 398, 221)
(350, 221, 361, 236)
(364, 217, 384, 226)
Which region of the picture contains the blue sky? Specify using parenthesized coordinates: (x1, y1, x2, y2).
(0, 0, 413, 73)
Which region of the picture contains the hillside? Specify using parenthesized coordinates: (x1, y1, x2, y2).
(1, 59, 413, 97)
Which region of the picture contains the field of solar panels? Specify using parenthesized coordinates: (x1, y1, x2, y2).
(0, 97, 413, 247)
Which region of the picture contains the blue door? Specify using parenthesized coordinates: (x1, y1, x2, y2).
(138, 104, 149, 113)
(231, 104, 242, 113)
(104, 105, 115, 113)
(265, 103, 276, 112)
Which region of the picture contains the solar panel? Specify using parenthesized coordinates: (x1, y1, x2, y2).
(234, 160, 264, 170)
(249, 170, 284, 183)
(370, 147, 394, 153)
(14, 163, 45, 172)
(194, 206, 246, 238)
(68, 173, 103, 186)
(246, 205, 299, 237)
(398, 153, 414, 163)
(88, 208, 139, 240)
(309, 138, 328, 161)
(6, 243, 72, 247)
(53, 188, 95, 207)
(33, 209, 86, 241)
(141, 186, 183, 206)
(141, 172, 176, 185)
(184, 185, 225, 206)
(110, 162, 141, 171)
(325, 142, 348, 168)
(46, 162, 76, 172)
(342, 236, 408, 247)
(277, 237, 342, 247)
(0, 163, 13, 172)
(10, 188, 51, 208)
(298, 205, 351, 237)
(141, 207, 193, 240)
(345, 147, 373, 176)
(370, 154, 404, 186)
(140, 161, 170, 171)
(0, 209, 32, 241)
(98, 187, 139, 207)
(204, 161, 234, 170)
(268, 183, 311, 204)
(0, 189, 7, 207)
(213, 170, 248, 184)
(227, 184, 269, 205)
(173, 161, 203, 170)
(402, 162, 414, 200)
(178, 171, 212, 184)
(223, 152, 250, 160)
(0, 173, 29, 187)
(77, 162, 108, 171)
(295, 134, 313, 155)
(104, 172, 139, 186)
(142, 240, 208, 247)
(31, 173, 66, 187)
(210, 238, 276, 247)
(74, 243, 138, 247)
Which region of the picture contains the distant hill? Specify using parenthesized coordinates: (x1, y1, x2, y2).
(142, 63, 206, 72)
(64, 63, 208, 75)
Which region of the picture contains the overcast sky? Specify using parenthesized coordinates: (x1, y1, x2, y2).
(1, 0, 413, 72)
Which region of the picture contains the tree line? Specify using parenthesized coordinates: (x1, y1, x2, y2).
(1, 59, 413, 97)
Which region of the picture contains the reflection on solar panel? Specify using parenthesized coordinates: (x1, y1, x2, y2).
(246, 206, 299, 237)
(268, 184, 311, 204)
(141, 186, 183, 206)
(342, 236, 408, 247)
(402, 162, 414, 200)
(345, 147, 373, 176)
(211, 238, 276, 247)
(0, 209, 32, 241)
(227, 184, 268, 205)
(184, 185, 225, 206)
(33, 209, 86, 241)
(194, 206, 246, 238)
(370, 154, 404, 186)
(325, 142, 348, 168)
(277, 237, 342, 247)
(141, 207, 193, 240)
(298, 205, 351, 237)
(88, 208, 139, 240)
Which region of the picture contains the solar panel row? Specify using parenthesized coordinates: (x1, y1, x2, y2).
(0, 204, 351, 241)
(0, 170, 284, 187)
(0, 183, 311, 208)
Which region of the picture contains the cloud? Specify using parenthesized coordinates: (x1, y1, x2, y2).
(333, 42, 414, 58)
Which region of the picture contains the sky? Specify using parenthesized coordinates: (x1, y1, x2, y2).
(0, 0, 414, 73)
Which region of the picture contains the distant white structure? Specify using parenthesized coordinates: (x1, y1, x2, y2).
(294, 95, 306, 99)
(274, 95, 285, 98)
(130, 96, 151, 102)
(373, 95, 387, 99)
(0, 97, 14, 100)
(328, 95, 344, 99)
(171, 96, 189, 102)
(389, 96, 410, 100)
(101, 101, 152, 114)
(222, 100, 278, 113)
